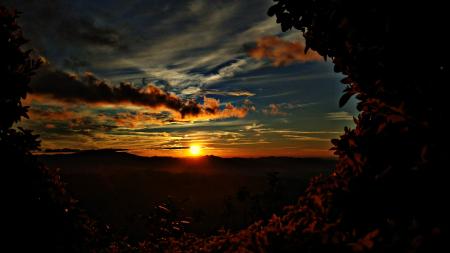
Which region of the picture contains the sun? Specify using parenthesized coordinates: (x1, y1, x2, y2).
(189, 145, 202, 156)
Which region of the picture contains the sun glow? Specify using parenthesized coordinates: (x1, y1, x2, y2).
(189, 145, 202, 156)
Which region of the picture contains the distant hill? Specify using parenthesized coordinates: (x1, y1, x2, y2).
(37, 150, 336, 237)
(38, 149, 336, 176)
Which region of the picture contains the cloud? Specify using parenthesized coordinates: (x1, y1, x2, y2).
(281, 135, 330, 142)
(326, 112, 354, 121)
(4, 0, 126, 51)
(133, 58, 261, 91)
(261, 102, 310, 116)
(24, 107, 118, 139)
(179, 97, 250, 122)
(248, 36, 322, 66)
(58, 17, 123, 49)
(180, 87, 255, 97)
(31, 69, 199, 116)
(28, 108, 77, 121)
(30, 69, 250, 121)
(181, 86, 202, 95)
(244, 122, 265, 131)
(204, 89, 255, 97)
(113, 112, 168, 128)
(204, 59, 250, 83)
(262, 104, 288, 116)
(42, 148, 82, 153)
(278, 102, 311, 109)
(161, 146, 189, 150)
(63, 56, 91, 71)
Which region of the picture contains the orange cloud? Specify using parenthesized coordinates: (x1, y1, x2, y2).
(176, 97, 249, 122)
(203, 96, 221, 113)
(28, 108, 80, 122)
(113, 112, 167, 128)
(24, 69, 254, 124)
(262, 104, 288, 116)
(26, 97, 249, 130)
(29, 70, 250, 123)
(248, 36, 322, 66)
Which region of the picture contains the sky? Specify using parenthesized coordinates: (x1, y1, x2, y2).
(7, 0, 356, 157)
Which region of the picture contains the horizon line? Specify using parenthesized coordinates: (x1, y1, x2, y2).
(33, 149, 337, 160)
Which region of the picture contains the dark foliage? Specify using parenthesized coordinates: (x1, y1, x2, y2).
(0, 6, 109, 252)
(266, 0, 449, 251)
(0, 7, 38, 131)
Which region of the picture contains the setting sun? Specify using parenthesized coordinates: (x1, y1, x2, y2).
(189, 145, 202, 156)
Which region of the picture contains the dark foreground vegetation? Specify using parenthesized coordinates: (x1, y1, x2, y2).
(39, 151, 335, 238)
(2, 0, 448, 252)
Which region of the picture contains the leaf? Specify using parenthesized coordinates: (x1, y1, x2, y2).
(281, 22, 292, 32)
(352, 229, 380, 251)
(267, 5, 280, 17)
(339, 90, 356, 107)
(340, 77, 352, 84)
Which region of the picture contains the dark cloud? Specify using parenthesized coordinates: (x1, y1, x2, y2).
(30, 69, 250, 120)
(3, 0, 128, 66)
(43, 148, 81, 153)
(30, 69, 201, 117)
(6, 0, 126, 48)
(42, 148, 127, 153)
(162, 146, 189, 150)
(112, 111, 171, 127)
(63, 56, 91, 71)
(58, 18, 122, 48)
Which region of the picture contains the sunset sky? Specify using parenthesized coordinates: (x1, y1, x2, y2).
(8, 0, 356, 157)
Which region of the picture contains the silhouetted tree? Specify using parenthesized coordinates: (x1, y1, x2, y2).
(1, 6, 105, 252)
(0, 6, 40, 148)
(265, 0, 449, 251)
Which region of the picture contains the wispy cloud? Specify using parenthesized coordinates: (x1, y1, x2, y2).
(204, 59, 249, 83)
(181, 88, 255, 97)
(326, 112, 355, 121)
(261, 102, 312, 116)
(204, 89, 255, 97)
(281, 135, 330, 142)
(262, 104, 288, 116)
